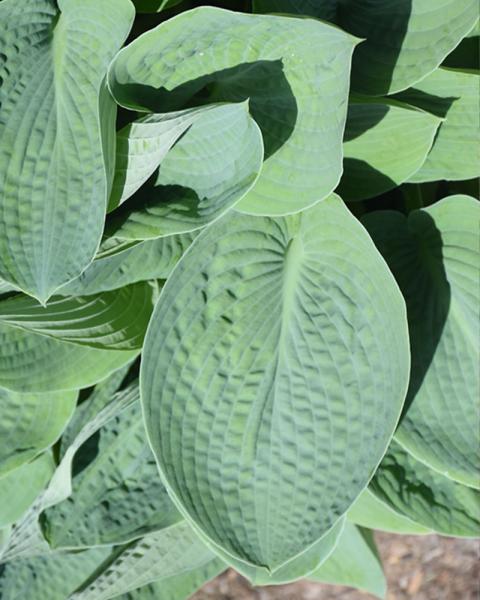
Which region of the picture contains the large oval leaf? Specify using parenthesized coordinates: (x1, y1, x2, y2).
(0, 388, 77, 476)
(108, 7, 358, 216)
(338, 100, 440, 201)
(0, 284, 154, 350)
(107, 102, 264, 239)
(253, 0, 478, 95)
(0, 0, 134, 302)
(141, 194, 410, 571)
(397, 68, 480, 182)
(363, 196, 480, 488)
(0, 453, 55, 528)
(0, 323, 137, 393)
(370, 441, 480, 537)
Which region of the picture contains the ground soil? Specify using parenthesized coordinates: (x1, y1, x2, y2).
(191, 533, 479, 600)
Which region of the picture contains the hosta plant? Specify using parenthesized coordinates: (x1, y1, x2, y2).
(0, 1, 478, 599)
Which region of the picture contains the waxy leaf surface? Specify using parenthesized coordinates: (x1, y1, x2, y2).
(108, 7, 358, 215)
(141, 195, 410, 570)
(0, 0, 134, 301)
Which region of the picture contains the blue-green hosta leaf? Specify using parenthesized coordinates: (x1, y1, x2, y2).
(253, 0, 478, 95)
(370, 441, 480, 537)
(109, 104, 246, 211)
(309, 523, 386, 600)
(0, 547, 113, 600)
(0, 453, 55, 528)
(108, 7, 358, 216)
(116, 558, 224, 600)
(363, 196, 480, 489)
(60, 233, 196, 296)
(0, 323, 137, 393)
(59, 367, 131, 457)
(338, 100, 441, 201)
(0, 385, 139, 564)
(107, 102, 264, 239)
(0, 388, 77, 476)
(42, 391, 180, 549)
(201, 517, 345, 586)
(347, 489, 431, 535)
(0, 284, 154, 351)
(0, 0, 134, 302)
(396, 68, 480, 182)
(70, 522, 221, 600)
(141, 194, 410, 571)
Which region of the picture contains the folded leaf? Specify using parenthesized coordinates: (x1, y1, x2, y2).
(0, 385, 139, 564)
(0, 453, 55, 528)
(109, 104, 251, 211)
(0, 284, 154, 351)
(363, 196, 480, 488)
(141, 194, 410, 571)
(338, 100, 441, 201)
(107, 102, 264, 239)
(108, 7, 358, 216)
(0, 0, 134, 302)
(370, 441, 480, 537)
(70, 522, 221, 600)
(398, 68, 480, 182)
(0, 388, 77, 476)
(309, 522, 386, 600)
(42, 396, 180, 549)
(347, 489, 431, 535)
(253, 0, 478, 95)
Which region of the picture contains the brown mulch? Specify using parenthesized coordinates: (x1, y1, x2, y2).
(191, 534, 480, 600)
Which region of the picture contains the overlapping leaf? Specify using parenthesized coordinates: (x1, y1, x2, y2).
(0, 547, 113, 600)
(309, 522, 386, 600)
(347, 489, 431, 535)
(42, 395, 180, 549)
(396, 68, 480, 182)
(107, 102, 264, 239)
(70, 522, 221, 600)
(0, 0, 134, 302)
(363, 196, 480, 488)
(370, 441, 480, 537)
(253, 0, 478, 95)
(338, 100, 441, 201)
(141, 194, 410, 570)
(0, 284, 154, 350)
(0, 453, 54, 528)
(108, 7, 358, 215)
(0, 323, 137, 393)
(0, 387, 76, 476)
(60, 234, 195, 296)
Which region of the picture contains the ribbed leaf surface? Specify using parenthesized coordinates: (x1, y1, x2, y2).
(0, 0, 134, 301)
(108, 7, 358, 216)
(141, 195, 410, 570)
